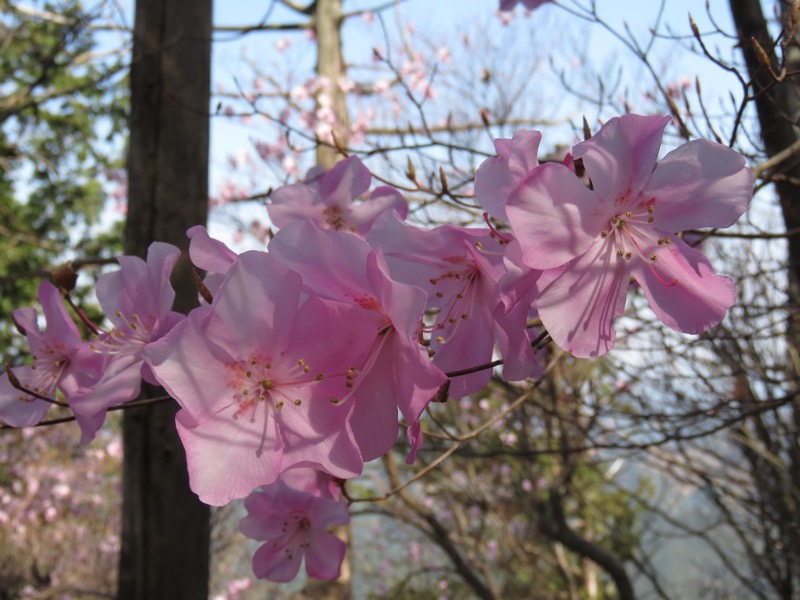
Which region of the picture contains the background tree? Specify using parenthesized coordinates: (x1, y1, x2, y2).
(117, 0, 212, 597)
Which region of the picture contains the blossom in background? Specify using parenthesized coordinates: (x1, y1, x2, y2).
(267, 155, 408, 236)
(506, 114, 753, 357)
(240, 478, 349, 582)
(498, 0, 551, 12)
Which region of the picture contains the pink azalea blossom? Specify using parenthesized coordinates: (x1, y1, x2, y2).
(367, 212, 513, 396)
(240, 479, 349, 582)
(145, 251, 376, 505)
(267, 156, 409, 236)
(506, 114, 753, 357)
(69, 242, 185, 442)
(0, 282, 99, 427)
(269, 221, 447, 463)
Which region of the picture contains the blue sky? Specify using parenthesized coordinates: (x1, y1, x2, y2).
(206, 0, 744, 234)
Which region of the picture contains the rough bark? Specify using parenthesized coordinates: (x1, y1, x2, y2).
(314, 0, 349, 168)
(728, 1, 800, 597)
(118, 0, 212, 598)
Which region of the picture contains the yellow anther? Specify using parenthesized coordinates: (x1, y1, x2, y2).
(315, 373, 324, 381)
(475, 241, 484, 249)
(650, 253, 657, 261)
(303, 366, 310, 373)
(648, 205, 655, 213)
(601, 231, 608, 238)
(625, 211, 632, 218)
(293, 399, 302, 406)
(436, 336, 445, 342)
(275, 401, 284, 409)
(647, 217, 654, 223)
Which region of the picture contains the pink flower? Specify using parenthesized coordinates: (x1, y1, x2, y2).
(267, 156, 409, 236)
(145, 251, 375, 505)
(367, 213, 510, 397)
(0, 282, 98, 427)
(240, 479, 349, 582)
(69, 242, 184, 442)
(507, 114, 753, 357)
(269, 221, 447, 463)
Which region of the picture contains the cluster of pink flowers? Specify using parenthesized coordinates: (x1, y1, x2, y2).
(0, 114, 752, 583)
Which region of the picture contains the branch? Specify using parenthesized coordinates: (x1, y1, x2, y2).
(537, 491, 635, 600)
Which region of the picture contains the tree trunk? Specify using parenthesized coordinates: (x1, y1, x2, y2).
(314, 0, 349, 169)
(118, 0, 212, 597)
(729, 1, 800, 596)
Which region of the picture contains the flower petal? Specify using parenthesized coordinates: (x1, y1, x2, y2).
(535, 240, 629, 358)
(304, 529, 346, 580)
(574, 114, 671, 202)
(631, 237, 736, 334)
(645, 139, 753, 231)
(507, 163, 605, 270)
(176, 406, 283, 506)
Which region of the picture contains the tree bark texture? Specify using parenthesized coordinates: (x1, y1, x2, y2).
(118, 0, 212, 598)
(314, 0, 350, 169)
(729, 1, 800, 597)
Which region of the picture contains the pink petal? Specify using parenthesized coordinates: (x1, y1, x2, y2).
(145, 311, 236, 422)
(507, 163, 605, 270)
(346, 186, 408, 233)
(38, 282, 81, 348)
(507, 130, 542, 182)
(187, 225, 238, 273)
(574, 115, 671, 202)
(318, 155, 372, 208)
(475, 130, 541, 222)
(276, 396, 363, 480)
(631, 237, 736, 334)
(0, 367, 51, 427)
(269, 221, 372, 301)
(535, 241, 630, 358)
(304, 529, 346, 580)
(177, 407, 283, 506)
(267, 183, 322, 229)
(645, 139, 753, 231)
(251, 537, 303, 582)
(70, 354, 143, 443)
(206, 251, 302, 353)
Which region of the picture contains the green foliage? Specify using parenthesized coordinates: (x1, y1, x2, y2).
(0, 0, 126, 357)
